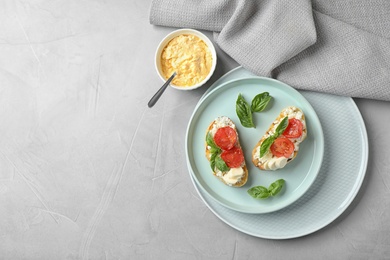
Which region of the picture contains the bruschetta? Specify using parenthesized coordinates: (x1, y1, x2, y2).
(205, 116, 248, 187)
(252, 106, 307, 170)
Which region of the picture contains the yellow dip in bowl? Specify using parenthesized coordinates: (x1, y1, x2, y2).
(155, 29, 217, 90)
(161, 34, 213, 87)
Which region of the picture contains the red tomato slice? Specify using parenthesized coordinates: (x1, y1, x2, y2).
(214, 126, 237, 150)
(221, 147, 244, 168)
(270, 136, 295, 158)
(283, 118, 303, 138)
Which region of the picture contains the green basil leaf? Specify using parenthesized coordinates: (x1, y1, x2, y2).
(268, 179, 285, 196)
(251, 92, 272, 113)
(247, 186, 270, 199)
(275, 116, 289, 137)
(215, 154, 230, 172)
(236, 94, 255, 128)
(210, 146, 221, 154)
(260, 136, 275, 158)
(206, 132, 221, 154)
(206, 132, 218, 149)
(210, 152, 217, 171)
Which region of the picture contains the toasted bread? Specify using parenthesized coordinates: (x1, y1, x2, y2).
(205, 116, 248, 187)
(252, 106, 307, 171)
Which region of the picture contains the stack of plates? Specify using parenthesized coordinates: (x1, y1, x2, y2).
(185, 67, 368, 239)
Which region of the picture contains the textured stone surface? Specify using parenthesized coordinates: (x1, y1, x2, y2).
(0, 0, 389, 259)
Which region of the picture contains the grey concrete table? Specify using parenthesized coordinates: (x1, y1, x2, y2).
(1, 1, 389, 259)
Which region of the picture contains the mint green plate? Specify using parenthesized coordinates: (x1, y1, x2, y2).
(185, 77, 324, 214)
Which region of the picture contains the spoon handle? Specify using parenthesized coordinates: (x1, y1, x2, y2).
(148, 72, 176, 108)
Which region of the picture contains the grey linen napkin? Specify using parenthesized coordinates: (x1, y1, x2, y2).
(150, 0, 390, 101)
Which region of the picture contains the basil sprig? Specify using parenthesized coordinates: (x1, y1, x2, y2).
(236, 92, 272, 128)
(247, 179, 285, 199)
(206, 132, 229, 172)
(259, 116, 289, 158)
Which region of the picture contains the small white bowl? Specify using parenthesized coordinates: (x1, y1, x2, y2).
(155, 28, 217, 90)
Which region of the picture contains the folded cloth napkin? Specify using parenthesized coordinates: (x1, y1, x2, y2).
(150, 0, 390, 101)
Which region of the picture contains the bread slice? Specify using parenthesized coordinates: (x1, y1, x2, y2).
(205, 116, 248, 187)
(252, 106, 307, 171)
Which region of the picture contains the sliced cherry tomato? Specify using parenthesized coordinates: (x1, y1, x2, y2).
(214, 126, 237, 150)
(283, 118, 303, 138)
(270, 136, 295, 158)
(221, 146, 244, 168)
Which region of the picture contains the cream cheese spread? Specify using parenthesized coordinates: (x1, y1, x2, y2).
(209, 116, 236, 137)
(222, 167, 244, 186)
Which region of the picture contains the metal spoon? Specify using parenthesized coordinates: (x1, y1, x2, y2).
(148, 72, 176, 108)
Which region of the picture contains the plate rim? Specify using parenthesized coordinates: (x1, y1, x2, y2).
(185, 76, 325, 214)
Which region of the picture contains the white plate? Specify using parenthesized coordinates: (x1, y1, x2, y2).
(188, 67, 368, 239)
(186, 77, 324, 213)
